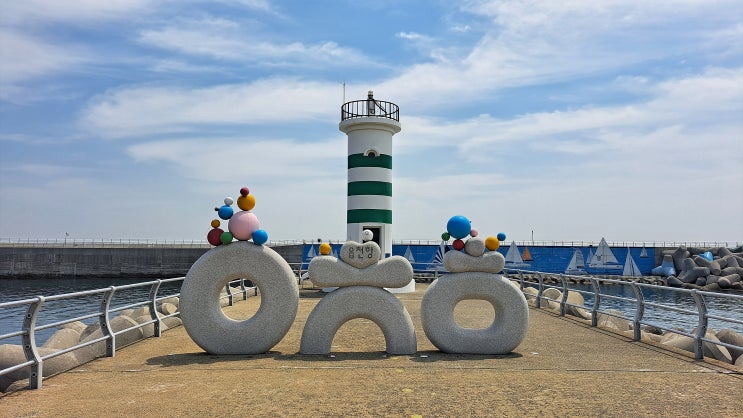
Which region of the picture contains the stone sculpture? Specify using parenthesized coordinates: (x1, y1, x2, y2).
(300, 237, 417, 355)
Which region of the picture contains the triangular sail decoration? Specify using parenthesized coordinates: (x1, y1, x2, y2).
(640, 245, 648, 258)
(622, 249, 642, 276)
(505, 241, 531, 268)
(522, 247, 533, 261)
(306, 245, 316, 261)
(565, 248, 587, 275)
(588, 238, 622, 269)
(432, 241, 448, 266)
(404, 246, 415, 263)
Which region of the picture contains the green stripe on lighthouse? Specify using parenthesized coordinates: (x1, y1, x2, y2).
(348, 154, 392, 169)
(347, 209, 392, 224)
(348, 181, 392, 196)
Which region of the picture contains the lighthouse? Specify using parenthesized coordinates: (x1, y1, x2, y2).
(339, 91, 400, 258)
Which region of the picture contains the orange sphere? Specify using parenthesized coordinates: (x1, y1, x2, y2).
(319, 243, 331, 255)
(210, 219, 220, 228)
(485, 236, 500, 251)
(237, 194, 256, 211)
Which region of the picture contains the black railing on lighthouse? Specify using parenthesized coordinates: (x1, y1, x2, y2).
(341, 92, 399, 122)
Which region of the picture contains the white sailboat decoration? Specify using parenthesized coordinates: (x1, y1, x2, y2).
(565, 248, 588, 275)
(622, 249, 642, 277)
(431, 240, 448, 270)
(505, 241, 531, 268)
(587, 238, 622, 270)
(640, 245, 649, 258)
(306, 245, 316, 261)
(403, 246, 416, 263)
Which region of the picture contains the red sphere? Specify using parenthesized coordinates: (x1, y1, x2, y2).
(207, 228, 224, 246)
(452, 239, 465, 251)
(240, 187, 249, 197)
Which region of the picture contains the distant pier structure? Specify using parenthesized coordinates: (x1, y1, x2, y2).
(339, 91, 400, 258)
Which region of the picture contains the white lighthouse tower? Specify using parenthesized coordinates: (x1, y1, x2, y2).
(339, 91, 400, 258)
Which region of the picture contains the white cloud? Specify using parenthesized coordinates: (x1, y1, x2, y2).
(0, 0, 154, 25)
(138, 18, 375, 67)
(0, 30, 87, 102)
(80, 79, 342, 138)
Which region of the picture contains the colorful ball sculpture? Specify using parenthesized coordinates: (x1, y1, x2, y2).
(228, 211, 260, 241)
(319, 242, 332, 255)
(362, 229, 374, 242)
(220, 231, 234, 245)
(207, 228, 224, 246)
(252, 229, 268, 245)
(217, 205, 234, 220)
(452, 239, 465, 251)
(446, 215, 471, 239)
(206, 186, 268, 247)
(485, 236, 500, 251)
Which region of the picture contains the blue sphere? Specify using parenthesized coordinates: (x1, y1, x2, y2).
(446, 215, 471, 239)
(217, 205, 234, 220)
(497, 232, 507, 241)
(252, 229, 268, 245)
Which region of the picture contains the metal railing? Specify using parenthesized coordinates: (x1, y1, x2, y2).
(507, 269, 743, 362)
(0, 277, 261, 390)
(0, 238, 306, 248)
(341, 99, 399, 122)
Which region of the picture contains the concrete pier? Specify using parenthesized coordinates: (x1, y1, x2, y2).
(2, 283, 741, 416)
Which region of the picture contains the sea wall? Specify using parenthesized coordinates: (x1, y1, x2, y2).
(0, 245, 304, 279)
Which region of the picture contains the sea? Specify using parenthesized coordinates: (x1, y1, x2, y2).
(1, 276, 742, 347)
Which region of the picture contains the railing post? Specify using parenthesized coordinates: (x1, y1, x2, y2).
(22, 296, 45, 389)
(226, 284, 234, 306)
(535, 273, 544, 309)
(240, 279, 248, 300)
(590, 278, 601, 327)
(100, 287, 116, 357)
(559, 275, 569, 316)
(149, 280, 163, 337)
(691, 290, 708, 360)
(518, 270, 524, 290)
(629, 282, 644, 341)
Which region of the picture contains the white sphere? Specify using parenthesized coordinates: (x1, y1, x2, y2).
(224, 197, 234, 206)
(362, 229, 374, 242)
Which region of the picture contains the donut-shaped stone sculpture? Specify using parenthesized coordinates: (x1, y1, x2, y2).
(421, 273, 529, 354)
(180, 241, 299, 354)
(300, 286, 417, 355)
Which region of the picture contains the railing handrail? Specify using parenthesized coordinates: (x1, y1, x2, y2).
(506, 268, 743, 363)
(341, 99, 399, 122)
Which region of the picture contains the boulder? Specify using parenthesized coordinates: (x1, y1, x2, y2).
(721, 266, 743, 277)
(642, 325, 664, 335)
(660, 332, 732, 364)
(522, 287, 539, 307)
(42, 328, 82, 350)
(701, 282, 721, 292)
(162, 316, 181, 329)
(75, 315, 144, 364)
(695, 277, 707, 286)
(133, 315, 156, 338)
(159, 302, 178, 316)
(565, 291, 591, 319)
(715, 329, 743, 363)
(666, 276, 683, 287)
(0, 344, 80, 392)
(159, 296, 179, 309)
(677, 266, 710, 284)
(672, 246, 690, 273)
(130, 306, 151, 318)
(718, 277, 731, 289)
(718, 247, 733, 257)
(59, 320, 86, 334)
(736, 354, 743, 368)
(597, 310, 632, 332)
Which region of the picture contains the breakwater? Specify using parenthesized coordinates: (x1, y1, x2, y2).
(0, 244, 303, 278)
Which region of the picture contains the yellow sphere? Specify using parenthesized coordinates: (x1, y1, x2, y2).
(237, 194, 256, 211)
(319, 243, 331, 255)
(485, 236, 500, 251)
(210, 219, 220, 228)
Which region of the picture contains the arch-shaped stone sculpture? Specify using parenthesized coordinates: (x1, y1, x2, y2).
(421, 273, 529, 354)
(300, 286, 417, 355)
(180, 241, 299, 354)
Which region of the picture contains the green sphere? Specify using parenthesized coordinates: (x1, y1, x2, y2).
(220, 231, 234, 245)
(441, 232, 451, 241)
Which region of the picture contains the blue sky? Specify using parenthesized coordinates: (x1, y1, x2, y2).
(1, 0, 741, 244)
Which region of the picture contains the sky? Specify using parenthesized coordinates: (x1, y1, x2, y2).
(1, 0, 742, 245)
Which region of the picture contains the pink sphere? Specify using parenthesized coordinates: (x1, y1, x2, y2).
(228, 211, 260, 241)
(470, 228, 479, 237)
